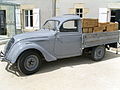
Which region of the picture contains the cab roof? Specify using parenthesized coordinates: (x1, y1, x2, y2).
(49, 15, 81, 22)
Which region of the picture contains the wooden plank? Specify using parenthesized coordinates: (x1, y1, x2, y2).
(83, 31, 119, 48)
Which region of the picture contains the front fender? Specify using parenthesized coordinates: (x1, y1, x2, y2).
(5, 41, 57, 63)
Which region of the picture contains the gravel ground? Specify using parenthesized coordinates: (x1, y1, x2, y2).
(0, 44, 120, 90)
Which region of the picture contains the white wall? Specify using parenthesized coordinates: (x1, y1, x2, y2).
(4, 0, 120, 27)
(56, 0, 120, 18)
(4, 0, 53, 26)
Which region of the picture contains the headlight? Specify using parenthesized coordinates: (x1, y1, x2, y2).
(5, 38, 15, 54)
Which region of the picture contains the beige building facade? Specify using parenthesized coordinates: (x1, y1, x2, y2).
(0, 0, 53, 38)
(0, 0, 120, 38)
(56, 0, 120, 23)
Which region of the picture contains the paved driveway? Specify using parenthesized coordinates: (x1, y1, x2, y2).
(0, 44, 120, 90)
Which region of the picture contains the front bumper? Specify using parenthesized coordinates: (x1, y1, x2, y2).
(0, 51, 19, 76)
(0, 51, 11, 63)
(0, 51, 5, 61)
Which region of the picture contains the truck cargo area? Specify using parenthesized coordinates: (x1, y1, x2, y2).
(83, 31, 119, 48)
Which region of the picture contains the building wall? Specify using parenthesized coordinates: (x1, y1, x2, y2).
(4, 0, 53, 32)
(56, 0, 105, 18)
(0, 4, 19, 37)
(5, 0, 53, 23)
(56, 0, 120, 18)
(2, 0, 120, 34)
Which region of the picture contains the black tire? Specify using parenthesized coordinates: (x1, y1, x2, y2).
(91, 45, 106, 61)
(17, 50, 42, 75)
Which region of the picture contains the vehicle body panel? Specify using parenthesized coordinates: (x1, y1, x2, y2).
(55, 32, 82, 58)
(5, 40, 57, 63)
(83, 31, 119, 48)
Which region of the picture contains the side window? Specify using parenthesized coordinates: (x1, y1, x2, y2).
(60, 20, 78, 32)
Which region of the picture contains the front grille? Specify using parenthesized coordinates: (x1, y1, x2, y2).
(5, 38, 15, 54)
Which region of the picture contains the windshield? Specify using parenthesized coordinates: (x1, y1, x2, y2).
(42, 20, 60, 31)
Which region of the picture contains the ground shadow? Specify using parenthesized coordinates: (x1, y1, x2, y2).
(34, 51, 120, 75)
(6, 50, 120, 77)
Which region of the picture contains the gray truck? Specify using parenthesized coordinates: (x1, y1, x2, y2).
(0, 15, 120, 75)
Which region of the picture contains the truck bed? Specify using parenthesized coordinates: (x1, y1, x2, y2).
(83, 31, 120, 48)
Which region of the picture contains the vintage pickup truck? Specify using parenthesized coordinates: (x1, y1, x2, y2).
(0, 15, 120, 75)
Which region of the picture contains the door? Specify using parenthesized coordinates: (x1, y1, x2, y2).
(0, 10, 6, 35)
(111, 9, 120, 29)
(55, 20, 82, 58)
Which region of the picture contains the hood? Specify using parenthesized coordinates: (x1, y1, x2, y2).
(13, 29, 56, 42)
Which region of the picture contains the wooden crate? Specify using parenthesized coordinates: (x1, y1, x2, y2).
(83, 28, 88, 33)
(82, 18, 98, 28)
(83, 28, 93, 33)
(106, 22, 119, 32)
(98, 22, 109, 30)
(93, 27, 104, 33)
(88, 28, 93, 33)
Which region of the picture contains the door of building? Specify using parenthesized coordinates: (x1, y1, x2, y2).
(111, 9, 120, 29)
(0, 10, 6, 35)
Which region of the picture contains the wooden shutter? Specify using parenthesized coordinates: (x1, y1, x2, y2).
(33, 8, 40, 30)
(16, 9, 21, 29)
(99, 8, 109, 23)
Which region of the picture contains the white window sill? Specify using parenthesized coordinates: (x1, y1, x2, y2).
(24, 27, 34, 29)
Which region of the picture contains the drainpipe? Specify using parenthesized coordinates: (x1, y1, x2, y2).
(14, 5, 17, 35)
(52, 0, 56, 17)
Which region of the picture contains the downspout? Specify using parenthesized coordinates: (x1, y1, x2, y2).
(14, 5, 17, 35)
(52, 0, 56, 17)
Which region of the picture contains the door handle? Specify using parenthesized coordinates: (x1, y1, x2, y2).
(56, 36, 63, 43)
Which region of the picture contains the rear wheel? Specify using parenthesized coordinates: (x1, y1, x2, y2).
(17, 50, 43, 75)
(91, 45, 106, 61)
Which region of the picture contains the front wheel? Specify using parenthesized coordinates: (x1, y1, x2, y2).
(17, 50, 42, 75)
(91, 45, 106, 61)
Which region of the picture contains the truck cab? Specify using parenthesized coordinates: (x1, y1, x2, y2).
(45, 15, 83, 58)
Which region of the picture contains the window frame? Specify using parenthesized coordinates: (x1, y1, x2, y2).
(24, 9, 33, 29)
(76, 8, 83, 18)
(42, 20, 60, 31)
(59, 19, 79, 32)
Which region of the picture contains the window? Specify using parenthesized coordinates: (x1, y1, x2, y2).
(43, 20, 60, 31)
(76, 8, 83, 18)
(110, 10, 116, 22)
(24, 10, 33, 28)
(60, 20, 78, 32)
(110, 9, 120, 22)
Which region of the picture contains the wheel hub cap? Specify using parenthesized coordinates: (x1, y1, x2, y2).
(24, 55, 39, 71)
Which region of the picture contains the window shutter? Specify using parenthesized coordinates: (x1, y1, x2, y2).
(16, 9, 21, 29)
(99, 8, 109, 22)
(33, 8, 40, 30)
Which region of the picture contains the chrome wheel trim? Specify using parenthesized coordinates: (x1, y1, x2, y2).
(94, 47, 104, 59)
(24, 55, 39, 71)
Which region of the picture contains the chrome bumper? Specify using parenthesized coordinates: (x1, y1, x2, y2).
(0, 51, 5, 61)
(0, 51, 11, 63)
(0, 51, 19, 76)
